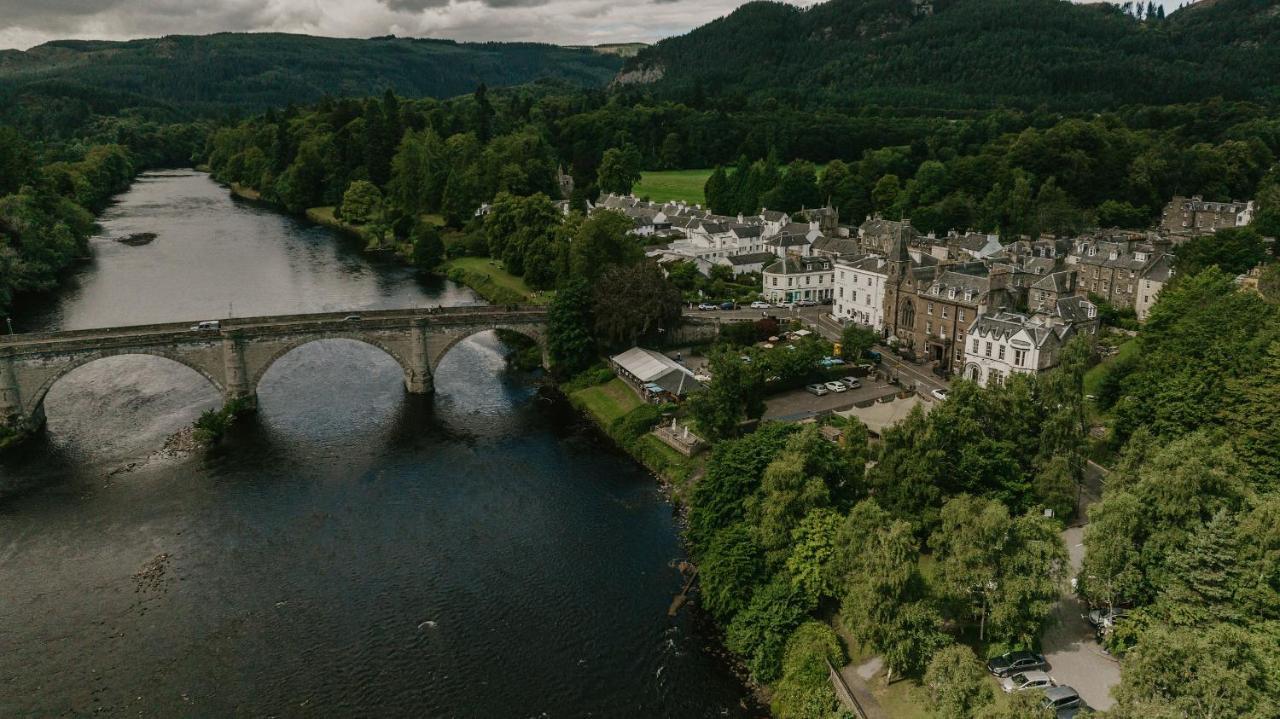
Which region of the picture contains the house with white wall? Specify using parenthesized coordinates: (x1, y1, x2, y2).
(960, 311, 1074, 387)
(833, 255, 888, 331)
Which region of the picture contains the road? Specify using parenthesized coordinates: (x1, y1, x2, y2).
(1040, 526, 1121, 712)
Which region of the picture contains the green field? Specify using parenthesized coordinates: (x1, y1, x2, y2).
(441, 256, 553, 305)
(633, 169, 712, 205)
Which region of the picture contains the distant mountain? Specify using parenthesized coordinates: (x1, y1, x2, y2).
(616, 0, 1280, 110)
(0, 32, 622, 123)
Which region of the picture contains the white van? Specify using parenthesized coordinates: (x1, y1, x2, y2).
(191, 320, 221, 332)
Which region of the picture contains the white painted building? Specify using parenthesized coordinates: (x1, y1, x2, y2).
(762, 256, 835, 303)
(960, 311, 1074, 387)
(833, 255, 888, 331)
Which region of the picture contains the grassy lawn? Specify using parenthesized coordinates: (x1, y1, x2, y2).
(1083, 338, 1138, 397)
(441, 256, 553, 305)
(634, 169, 712, 205)
(570, 377, 642, 423)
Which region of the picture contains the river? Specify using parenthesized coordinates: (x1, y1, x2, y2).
(0, 170, 757, 717)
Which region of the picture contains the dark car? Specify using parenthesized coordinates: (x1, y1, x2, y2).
(719, 301, 736, 311)
(986, 650, 1048, 678)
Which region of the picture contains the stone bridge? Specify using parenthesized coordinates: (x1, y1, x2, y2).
(0, 306, 547, 439)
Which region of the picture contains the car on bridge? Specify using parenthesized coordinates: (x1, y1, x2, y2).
(719, 301, 737, 311)
(697, 302, 718, 311)
(190, 320, 220, 332)
(749, 301, 771, 309)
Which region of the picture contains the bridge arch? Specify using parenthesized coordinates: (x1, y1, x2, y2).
(428, 325, 547, 374)
(248, 335, 416, 392)
(24, 349, 226, 420)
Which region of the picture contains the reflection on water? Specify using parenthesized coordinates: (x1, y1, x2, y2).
(0, 171, 757, 717)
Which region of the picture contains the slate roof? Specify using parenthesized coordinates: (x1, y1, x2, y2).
(1031, 270, 1075, 293)
(728, 251, 778, 266)
(764, 256, 833, 275)
(811, 236, 861, 257)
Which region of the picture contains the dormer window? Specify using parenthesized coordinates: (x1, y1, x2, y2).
(949, 287, 957, 299)
(1109, 251, 1118, 261)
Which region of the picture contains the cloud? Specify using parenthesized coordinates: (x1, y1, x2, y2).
(0, 0, 1186, 51)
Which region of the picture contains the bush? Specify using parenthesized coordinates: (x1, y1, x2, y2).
(560, 365, 616, 393)
(924, 644, 994, 719)
(771, 622, 849, 719)
(612, 403, 664, 443)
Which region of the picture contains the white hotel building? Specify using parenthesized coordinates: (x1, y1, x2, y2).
(833, 255, 888, 332)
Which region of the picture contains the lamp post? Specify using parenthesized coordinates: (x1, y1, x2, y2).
(4, 317, 12, 335)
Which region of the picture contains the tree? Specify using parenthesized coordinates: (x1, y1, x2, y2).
(932, 496, 1066, 645)
(1110, 624, 1279, 719)
(872, 175, 902, 217)
(569, 210, 642, 282)
(687, 423, 798, 551)
(839, 324, 879, 362)
(762, 160, 821, 213)
(659, 132, 683, 170)
(597, 145, 643, 195)
(725, 575, 816, 682)
(1175, 227, 1268, 277)
(772, 621, 849, 719)
(545, 278, 596, 376)
(784, 508, 845, 606)
(387, 128, 446, 216)
(590, 262, 682, 347)
(881, 601, 949, 680)
(482, 192, 560, 276)
(1096, 199, 1150, 229)
(1033, 454, 1078, 521)
(924, 644, 994, 719)
(687, 348, 767, 440)
(340, 179, 382, 224)
(705, 165, 730, 214)
(409, 221, 443, 270)
(699, 523, 767, 620)
(975, 690, 1053, 719)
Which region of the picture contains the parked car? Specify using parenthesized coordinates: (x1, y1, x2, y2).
(805, 383, 829, 396)
(824, 381, 847, 393)
(866, 350, 882, 362)
(749, 301, 771, 309)
(1042, 686, 1084, 715)
(796, 299, 818, 307)
(343, 314, 361, 322)
(840, 377, 862, 390)
(190, 320, 220, 332)
(697, 302, 718, 311)
(719, 301, 736, 311)
(817, 356, 846, 368)
(1001, 670, 1055, 694)
(986, 650, 1048, 678)
(931, 388, 949, 401)
(856, 362, 877, 375)
(1085, 607, 1128, 629)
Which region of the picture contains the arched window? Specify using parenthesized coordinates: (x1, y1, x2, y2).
(900, 300, 916, 327)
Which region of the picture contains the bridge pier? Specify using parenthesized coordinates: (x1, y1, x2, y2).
(221, 335, 258, 411)
(405, 321, 434, 395)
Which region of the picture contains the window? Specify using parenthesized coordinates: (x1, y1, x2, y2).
(1014, 349, 1026, 366)
(865, 294, 872, 305)
(927, 302, 934, 315)
(926, 321, 932, 335)
(942, 306, 949, 319)
(958, 309, 966, 323)
(771, 277, 778, 287)
(998, 345, 1006, 360)
(972, 338, 979, 354)
(806, 276, 811, 285)
(984, 341, 992, 357)
(787, 278, 793, 287)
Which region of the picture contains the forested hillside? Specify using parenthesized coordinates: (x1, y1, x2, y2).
(618, 0, 1280, 110)
(0, 33, 621, 140)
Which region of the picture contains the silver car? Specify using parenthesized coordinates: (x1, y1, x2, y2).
(1001, 670, 1054, 694)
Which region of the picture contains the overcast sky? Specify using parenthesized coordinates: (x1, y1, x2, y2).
(0, 0, 1189, 52)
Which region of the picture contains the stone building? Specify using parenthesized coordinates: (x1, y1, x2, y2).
(833, 255, 889, 331)
(1160, 195, 1254, 234)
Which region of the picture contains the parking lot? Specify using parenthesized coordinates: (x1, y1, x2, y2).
(1039, 526, 1121, 712)
(763, 375, 901, 421)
